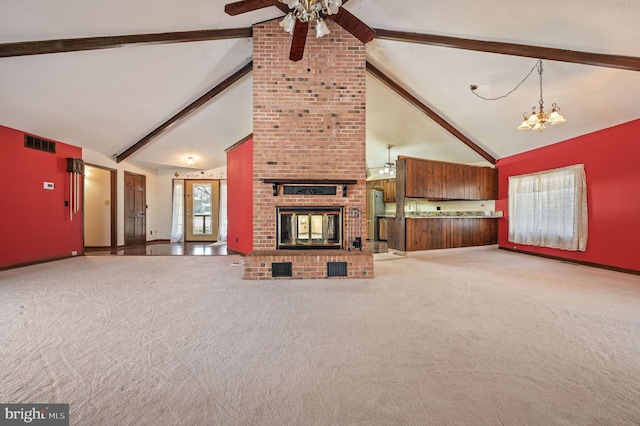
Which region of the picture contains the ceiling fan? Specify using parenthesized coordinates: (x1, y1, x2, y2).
(225, 0, 375, 61)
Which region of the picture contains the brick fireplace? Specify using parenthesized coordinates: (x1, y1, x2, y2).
(243, 18, 373, 279)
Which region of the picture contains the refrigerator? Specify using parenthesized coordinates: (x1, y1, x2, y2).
(366, 189, 386, 240)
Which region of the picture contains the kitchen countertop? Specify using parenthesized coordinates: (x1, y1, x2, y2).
(403, 211, 504, 218)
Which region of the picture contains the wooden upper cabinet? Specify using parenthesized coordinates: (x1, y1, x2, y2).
(367, 179, 396, 202)
(405, 158, 428, 198)
(402, 157, 497, 200)
(382, 179, 396, 203)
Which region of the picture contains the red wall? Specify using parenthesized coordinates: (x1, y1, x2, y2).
(497, 119, 640, 272)
(0, 125, 84, 268)
(226, 138, 253, 255)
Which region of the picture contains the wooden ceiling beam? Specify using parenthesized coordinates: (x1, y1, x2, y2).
(0, 28, 252, 58)
(115, 60, 254, 163)
(374, 29, 640, 72)
(366, 61, 496, 165)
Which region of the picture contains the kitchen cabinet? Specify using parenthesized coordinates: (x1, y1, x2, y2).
(405, 217, 498, 251)
(367, 179, 396, 203)
(367, 180, 383, 191)
(387, 218, 397, 250)
(403, 157, 497, 200)
(382, 178, 396, 203)
(377, 217, 388, 241)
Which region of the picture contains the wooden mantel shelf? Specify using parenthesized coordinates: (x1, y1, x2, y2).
(261, 179, 358, 196)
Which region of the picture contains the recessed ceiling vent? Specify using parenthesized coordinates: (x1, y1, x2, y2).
(24, 135, 56, 154)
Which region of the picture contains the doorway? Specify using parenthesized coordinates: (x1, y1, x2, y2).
(124, 171, 146, 246)
(84, 164, 117, 250)
(185, 180, 219, 242)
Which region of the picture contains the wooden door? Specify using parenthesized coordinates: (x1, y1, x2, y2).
(124, 172, 146, 246)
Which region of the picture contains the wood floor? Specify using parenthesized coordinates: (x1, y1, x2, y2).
(85, 241, 229, 256)
(85, 240, 389, 256)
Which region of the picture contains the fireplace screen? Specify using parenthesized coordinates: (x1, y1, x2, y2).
(277, 207, 343, 249)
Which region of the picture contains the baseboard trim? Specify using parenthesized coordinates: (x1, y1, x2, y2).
(499, 246, 640, 276)
(0, 253, 83, 271)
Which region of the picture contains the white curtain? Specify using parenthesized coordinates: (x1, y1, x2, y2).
(170, 179, 184, 243)
(217, 180, 228, 242)
(508, 164, 588, 251)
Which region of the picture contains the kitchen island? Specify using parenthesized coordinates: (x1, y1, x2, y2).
(403, 212, 501, 251)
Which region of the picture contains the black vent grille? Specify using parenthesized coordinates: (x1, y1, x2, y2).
(24, 135, 56, 154)
(327, 262, 348, 277)
(272, 262, 293, 278)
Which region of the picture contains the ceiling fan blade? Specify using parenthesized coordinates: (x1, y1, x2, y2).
(225, 0, 279, 16)
(289, 20, 309, 62)
(328, 7, 375, 44)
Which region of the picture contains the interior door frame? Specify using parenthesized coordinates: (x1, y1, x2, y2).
(84, 163, 117, 250)
(185, 179, 220, 242)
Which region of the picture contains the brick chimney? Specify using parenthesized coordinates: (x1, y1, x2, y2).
(244, 18, 373, 279)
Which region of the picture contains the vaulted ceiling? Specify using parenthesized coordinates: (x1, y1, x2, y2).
(1, 0, 639, 174)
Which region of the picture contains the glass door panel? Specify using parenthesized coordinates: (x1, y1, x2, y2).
(185, 180, 220, 241)
(311, 215, 324, 242)
(276, 208, 344, 249)
(297, 215, 310, 240)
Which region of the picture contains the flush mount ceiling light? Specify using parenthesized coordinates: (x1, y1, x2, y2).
(470, 59, 566, 132)
(379, 144, 396, 176)
(186, 156, 195, 166)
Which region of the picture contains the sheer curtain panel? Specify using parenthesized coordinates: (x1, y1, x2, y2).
(508, 165, 588, 251)
(170, 179, 184, 243)
(217, 180, 227, 242)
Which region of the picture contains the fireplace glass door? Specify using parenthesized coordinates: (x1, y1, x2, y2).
(278, 207, 342, 249)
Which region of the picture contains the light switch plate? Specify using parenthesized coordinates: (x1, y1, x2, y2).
(44, 182, 54, 190)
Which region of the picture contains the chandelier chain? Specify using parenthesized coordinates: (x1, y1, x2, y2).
(538, 60, 544, 108)
(469, 59, 542, 101)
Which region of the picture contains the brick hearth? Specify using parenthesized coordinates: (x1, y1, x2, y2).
(244, 18, 373, 280)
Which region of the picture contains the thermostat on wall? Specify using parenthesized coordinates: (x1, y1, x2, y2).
(43, 182, 54, 190)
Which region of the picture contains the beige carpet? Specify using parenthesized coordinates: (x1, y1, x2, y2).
(1, 246, 639, 425)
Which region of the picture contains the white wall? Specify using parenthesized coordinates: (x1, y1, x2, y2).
(84, 166, 111, 246)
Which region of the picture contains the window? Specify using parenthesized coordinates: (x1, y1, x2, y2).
(508, 164, 588, 251)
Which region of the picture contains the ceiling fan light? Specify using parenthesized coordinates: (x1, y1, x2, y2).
(282, 0, 299, 8)
(279, 13, 296, 33)
(379, 169, 385, 175)
(326, 0, 342, 14)
(315, 19, 330, 38)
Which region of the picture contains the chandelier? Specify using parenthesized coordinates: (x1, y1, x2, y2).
(518, 60, 566, 131)
(470, 59, 566, 132)
(379, 144, 396, 176)
(279, 0, 342, 38)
